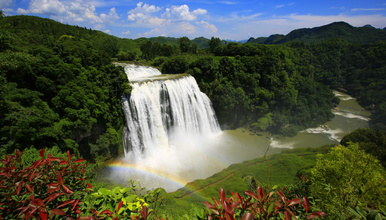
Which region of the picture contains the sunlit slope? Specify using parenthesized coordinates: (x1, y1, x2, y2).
(159, 146, 331, 216)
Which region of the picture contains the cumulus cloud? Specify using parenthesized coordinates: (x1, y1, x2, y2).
(197, 20, 218, 34)
(14, 0, 123, 31)
(18, 0, 67, 15)
(163, 5, 207, 21)
(100, 7, 120, 23)
(127, 2, 161, 21)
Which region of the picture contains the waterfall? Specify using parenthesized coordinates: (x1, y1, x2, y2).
(122, 64, 221, 158)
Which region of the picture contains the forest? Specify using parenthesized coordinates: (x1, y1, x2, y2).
(0, 14, 385, 219)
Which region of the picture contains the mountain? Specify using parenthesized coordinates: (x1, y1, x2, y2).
(247, 21, 386, 44)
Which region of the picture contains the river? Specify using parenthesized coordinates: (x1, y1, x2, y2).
(218, 91, 370, 165)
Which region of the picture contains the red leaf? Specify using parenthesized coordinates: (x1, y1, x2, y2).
(240, 213, 254, 220)
(244, 191, 259, 201)
(303, 197, 310, 213)
(25, 184, 34, 193)
(258, 187, 264, 200)
(86, 183, 92, 189)
(73, 159, 85, 163)
(284, 211, 291, 220)
(58, 175, 64, 185)
(31, 198, 45, 207)
(57, 200, 75, 209)
(62, 184, 74, 194)
(219, 188, 226, 202)
(116, 201, 123, 213)
(59, 160, 69, 166)
(44, 192, 65, 204)
(48, 157, 60, 162)
(307, 211, 326, 219)
(67, 151, 70, 157)
(72, 200, 80, 211)
(39, 149, 45, 158)
(28, 171, 36, 182)
(99, 210, 114, 216)
(276, 190, 286, 203)
(288, 198, 302, 206)
(16, 182, 22, 195)
(39, 210, 48, 220)
(50, 209, 65, 216)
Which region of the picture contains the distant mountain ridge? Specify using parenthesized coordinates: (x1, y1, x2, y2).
(247, 22, 386, 44)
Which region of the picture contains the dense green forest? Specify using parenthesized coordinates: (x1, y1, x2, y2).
(0, 15, 128, 160)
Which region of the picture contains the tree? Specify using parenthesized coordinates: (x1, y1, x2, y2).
(178, 36, 191, 53)
(309, 143, 386, 219)
(208, 37, 221, 53)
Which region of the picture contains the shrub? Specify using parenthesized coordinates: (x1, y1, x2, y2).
(0, 149, 92, 219)
(202, 187, 325, 220)
(308, 143, 386, 218)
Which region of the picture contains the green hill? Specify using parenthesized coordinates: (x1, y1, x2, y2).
(247, 22, 386, 44)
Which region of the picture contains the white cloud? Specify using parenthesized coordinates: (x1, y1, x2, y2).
(274, 3, 294, 9)
(27, 0, 67, 15)
(219, 1, 238, 5)
(0, 0, 14, 8)
(100, 7, 120, 23)
(197, 20, 218, 34)
(163, 5, 206, 21)
(127, 2, 161, 21)
(122, 30, 131, 35)
(351, 8, 386, 12)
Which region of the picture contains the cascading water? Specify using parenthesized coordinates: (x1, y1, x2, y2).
(117, 64, 223, 191)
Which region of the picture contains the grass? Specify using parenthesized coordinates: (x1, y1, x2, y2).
(155, 145, 333, 218)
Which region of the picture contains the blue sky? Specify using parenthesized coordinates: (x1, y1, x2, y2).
(1, 0, 385, 40)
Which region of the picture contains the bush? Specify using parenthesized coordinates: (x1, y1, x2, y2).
(308, 143, 386, 218)
(202, 187, 325, 219)
(0, 149, 92, 219)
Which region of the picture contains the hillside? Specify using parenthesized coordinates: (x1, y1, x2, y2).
(247, 21, 386, 44)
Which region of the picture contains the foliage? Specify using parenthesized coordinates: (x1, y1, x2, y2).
(340, 128, 386, 167)
(308, 143, 386, 219)
(0, 149, 155, 220)
(0, 16, 128, 160)
(82, 184, 154, 219)
(347, 206, 386, 220)
(202, 186, 325, 219)
(246, 22, 386, 44)
(0, 149, 92, 219)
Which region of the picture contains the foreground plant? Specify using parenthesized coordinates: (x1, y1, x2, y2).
(0, 149, 153, 220)
(202, 187, 325, 220)
(0, 149, 92, 219)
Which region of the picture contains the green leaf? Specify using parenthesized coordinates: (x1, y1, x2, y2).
(98, 188, 111, 196)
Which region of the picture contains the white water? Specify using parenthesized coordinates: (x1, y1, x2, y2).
(117, 65, 223, 191)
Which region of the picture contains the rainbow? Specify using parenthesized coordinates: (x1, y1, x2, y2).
(108, 160, 190, 191)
